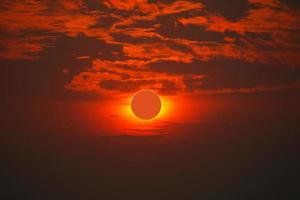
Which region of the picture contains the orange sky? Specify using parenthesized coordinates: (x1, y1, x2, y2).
(0, 0, 300, 135)
(1, 2, 300, 199)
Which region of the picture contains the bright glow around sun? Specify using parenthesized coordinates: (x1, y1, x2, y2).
(108, 91, 179, 135)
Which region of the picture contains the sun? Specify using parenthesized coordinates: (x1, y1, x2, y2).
(130, 90, 162, 120)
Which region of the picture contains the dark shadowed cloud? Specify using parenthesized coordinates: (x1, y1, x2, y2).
(0, 0, 299, 96)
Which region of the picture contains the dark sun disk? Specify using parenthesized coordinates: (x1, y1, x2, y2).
(131, 90, 161, 120)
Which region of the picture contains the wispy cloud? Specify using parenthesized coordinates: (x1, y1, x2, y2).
(0, 0, 299, 95)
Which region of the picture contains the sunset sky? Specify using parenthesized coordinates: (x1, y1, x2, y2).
(1, 0, 299, 199)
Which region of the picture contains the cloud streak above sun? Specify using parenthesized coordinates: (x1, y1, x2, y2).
(0, 0, 299, 96)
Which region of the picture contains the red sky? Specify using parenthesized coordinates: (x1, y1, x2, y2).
(1, 0, 300, 133)
(1, 0, 300, 95)
(1, 0, 300, 134)
(0, 1, 299, 199)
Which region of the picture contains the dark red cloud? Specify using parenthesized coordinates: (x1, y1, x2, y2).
(0, 0, 299, 95)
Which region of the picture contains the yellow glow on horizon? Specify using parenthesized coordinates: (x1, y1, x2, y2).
(68, 93, 209, 136)
(102, 92, 209, 136)
(120, 95, 173, 123)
